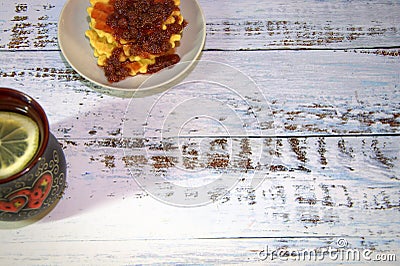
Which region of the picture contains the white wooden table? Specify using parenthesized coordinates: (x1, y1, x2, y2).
(1, 0, 399, 264)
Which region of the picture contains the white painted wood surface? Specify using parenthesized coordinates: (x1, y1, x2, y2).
(0, 0, 399, 264)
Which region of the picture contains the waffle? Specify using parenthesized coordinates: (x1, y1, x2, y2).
(85, 0, 186, 82)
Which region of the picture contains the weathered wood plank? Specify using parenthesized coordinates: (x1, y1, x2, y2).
(0, 50, 398, 138)
(0, 0, 399, 51)
(201, 0, 400, 50)
(0, 135, 398, 263)
(72, 135, 400, 184)
(0, 1, 58, 49)
(11, 135, 394, 233)
(0, 237, 398, 264)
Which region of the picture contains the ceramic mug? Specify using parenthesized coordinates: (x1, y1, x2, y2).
(0, 87, 67, 221)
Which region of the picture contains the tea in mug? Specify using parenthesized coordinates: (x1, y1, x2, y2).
(0, 111, 39, 179)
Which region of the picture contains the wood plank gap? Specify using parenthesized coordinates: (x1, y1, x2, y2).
(158, 132, 400, 139)
(1, 46, 398, 53)
(204, 46, 400, 52)
(0, 49, 60, 53)
(195, 236, 357, 240)
(57, 132, 400, 142)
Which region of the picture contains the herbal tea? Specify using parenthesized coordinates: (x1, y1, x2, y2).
(0, 111, 40, 179)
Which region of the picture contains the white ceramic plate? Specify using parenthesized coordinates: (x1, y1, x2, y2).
(58, 0, 206, 91)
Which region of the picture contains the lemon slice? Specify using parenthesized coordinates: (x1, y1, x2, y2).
(0, 111, 40, 179)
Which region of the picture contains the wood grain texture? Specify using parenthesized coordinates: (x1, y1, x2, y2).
(201, 0, 400, 50)
(59, 135, 399, 211)
(0, 135, 398, 263)
(0, 237, 398, 264)
(0, 0, 399, 51)
(2, 146, 396, 260)
(0, 0, 399, 264)
(0, 50, 399, 138)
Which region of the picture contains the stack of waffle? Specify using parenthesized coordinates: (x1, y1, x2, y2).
(85, 0, 185, 81)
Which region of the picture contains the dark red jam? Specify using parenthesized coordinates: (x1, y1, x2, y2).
(147, 54, 180, 74)
(100, 0, 187, 83)
(104, 47, 131, 83)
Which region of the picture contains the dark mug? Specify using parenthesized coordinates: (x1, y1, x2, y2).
(0, 87, 67, 221)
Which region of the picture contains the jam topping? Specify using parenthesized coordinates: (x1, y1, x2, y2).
(108, 0, 176, 53)
(101, 0, 186, 82)
(104, 47, 131, 83)
(147, 54, 180, 74)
